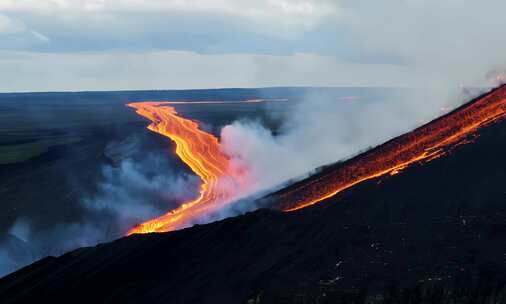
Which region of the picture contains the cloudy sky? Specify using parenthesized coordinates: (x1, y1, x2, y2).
(0, 0, 505, 92)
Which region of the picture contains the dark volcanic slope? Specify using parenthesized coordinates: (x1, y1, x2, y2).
(1, 99, 506, 303)
(265, 85, 506, 212)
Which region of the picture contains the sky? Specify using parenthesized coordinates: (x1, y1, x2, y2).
(1, 0, 506, 92)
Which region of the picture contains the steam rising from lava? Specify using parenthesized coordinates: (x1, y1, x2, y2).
(220, 88, 464, 200)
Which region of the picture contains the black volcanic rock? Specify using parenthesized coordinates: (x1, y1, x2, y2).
(1, 103, 506, 303)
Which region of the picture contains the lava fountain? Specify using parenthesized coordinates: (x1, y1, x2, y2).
(273, 85, 506, 211)
(127, 102, 249, 234)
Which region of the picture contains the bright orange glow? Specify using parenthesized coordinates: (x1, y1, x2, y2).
(127, 102, 248, 234)
(279, 86, 506, 211)
(127, 87, 506, 231)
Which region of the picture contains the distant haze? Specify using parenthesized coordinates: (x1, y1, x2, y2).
(1, 1, 506, 92)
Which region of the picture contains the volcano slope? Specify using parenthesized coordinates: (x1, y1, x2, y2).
(1, 89, 506, 304)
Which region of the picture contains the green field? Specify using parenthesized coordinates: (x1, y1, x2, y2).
(0, 134, 82, 164)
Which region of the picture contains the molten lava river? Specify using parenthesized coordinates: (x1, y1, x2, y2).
(128, 86, 506, 234)
(127, 102, 249, 234)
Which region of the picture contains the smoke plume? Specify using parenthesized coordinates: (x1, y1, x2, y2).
(0, 136, 198, 277)
(220, 88, 467, 198)
(220, 0, 506, 200)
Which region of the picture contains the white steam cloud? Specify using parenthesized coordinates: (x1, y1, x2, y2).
(220, 88, 474, 197)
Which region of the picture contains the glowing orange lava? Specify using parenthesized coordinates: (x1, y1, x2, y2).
(127, 102, 247, 234)
(128, 87, 506, 232)
(276, 85, 506, 211)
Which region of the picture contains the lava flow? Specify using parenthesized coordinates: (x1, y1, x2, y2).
(275, 85, 506, 211)
(127, 102, 247, 234)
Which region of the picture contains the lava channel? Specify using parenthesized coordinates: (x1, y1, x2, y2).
(127, 102, 249, 234)
(273, 85, 506, 211)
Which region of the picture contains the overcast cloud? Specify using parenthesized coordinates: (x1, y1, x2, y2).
(0, 0, 505, 91)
